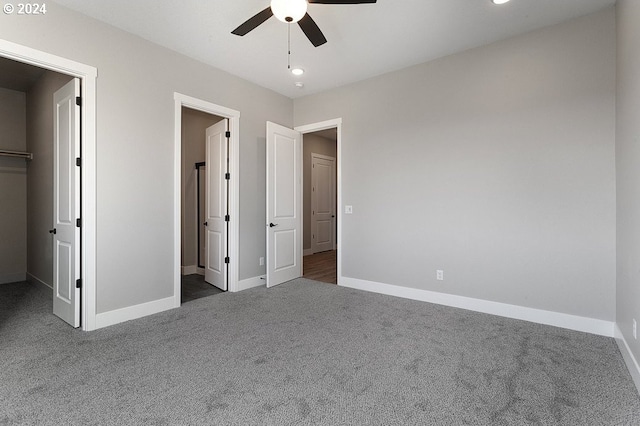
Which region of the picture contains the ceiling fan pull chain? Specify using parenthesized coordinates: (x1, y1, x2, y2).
(287, 23, 291, 70)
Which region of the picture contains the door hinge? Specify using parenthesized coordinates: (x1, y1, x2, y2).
(76, 157, 81, 167)
(225, 214, 230, 222)
(224, 257, 230, 264)
(225, 131, 231, 138)
(76, 279, 82, 289)
(225, 172, 230, 180)
(76, 218, 81, 228)
(76, 96, 81, 106)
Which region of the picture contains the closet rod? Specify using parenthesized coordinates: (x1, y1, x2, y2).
(0, 149, 33, 160)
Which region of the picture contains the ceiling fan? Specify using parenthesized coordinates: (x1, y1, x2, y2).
(232, 0, 377, 48)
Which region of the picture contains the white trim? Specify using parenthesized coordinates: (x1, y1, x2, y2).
(0, 39, 98, 331)
(179, 266, 205, 276)
(340, 277, 615, 337)
(174, 93, 240, 307)
(95, 296, 175, 329)
(303, 249, 314, 256)
(27, 272, 52, 289)
(615, 324, 640, 394)
(295, 118, 342, 283)
(181, 265, 198, 275)
(235, 275, 266, 292)
(0, 272, 26, 284)
(26, 272, 52, 289)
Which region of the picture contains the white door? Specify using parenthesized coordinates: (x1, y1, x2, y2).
(311, 154, 336, 253)
(52, 78, 81, 327)
(266, 122, 302, 288)
(204, 120, 228, 290)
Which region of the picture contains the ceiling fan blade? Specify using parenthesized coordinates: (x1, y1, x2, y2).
(298, 13, 327, 47)
(231, 7, 273, 36)
(308, 0, 377, 3)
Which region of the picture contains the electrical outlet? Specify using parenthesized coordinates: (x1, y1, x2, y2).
(259, 257, 265, 266)
(436, 270, 444, 281)
(634, 319, 637, 340)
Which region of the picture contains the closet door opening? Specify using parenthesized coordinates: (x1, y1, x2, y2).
(0, 57, 80, 326)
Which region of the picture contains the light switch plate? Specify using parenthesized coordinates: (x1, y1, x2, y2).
(345, 205, 353, 214)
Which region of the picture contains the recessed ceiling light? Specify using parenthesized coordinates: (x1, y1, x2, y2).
(295, 82, 304, 88)
(291, 68, 305, 76)
(492, 0, 510, 4)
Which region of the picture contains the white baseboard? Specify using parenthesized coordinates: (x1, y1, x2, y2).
(197, 267, 205, 275)
(615, 324, 640, 395)
(181, 265, 198, 275)
(303, 249, 314, 256)
(26, 272, 52, 289)
(234, 275, 266, 292)
(95, 296, 176, 329)
(340, 277, 615, 337)
(0, 272, 26, 285)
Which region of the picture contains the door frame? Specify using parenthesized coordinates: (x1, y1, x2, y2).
(0, 39, 98, 330)
(173, 93, 240, 302)
(310, 153, 336, 254)
(295, 119, 342, 283)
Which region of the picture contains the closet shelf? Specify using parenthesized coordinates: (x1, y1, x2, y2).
(0, 149, 33, 160)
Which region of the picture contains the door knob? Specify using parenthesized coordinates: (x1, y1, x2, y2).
(203, 222, 208, 226)
(49, 229, 56, 234)
(269, 223, 278, 228)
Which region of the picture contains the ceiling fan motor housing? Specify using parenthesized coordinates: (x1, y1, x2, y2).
(232, 0, 376, 48)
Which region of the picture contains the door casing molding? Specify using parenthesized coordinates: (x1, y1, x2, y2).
(173, 93, 240, 303)
(295, 119, 342, 283)
(0, 39, 98, 330)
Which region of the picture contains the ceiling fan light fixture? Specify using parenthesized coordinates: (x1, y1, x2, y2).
(271, 0, 308, 23)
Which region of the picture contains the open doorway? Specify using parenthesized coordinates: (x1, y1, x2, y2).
(302, 128, 337, 284)
(174, 94, 240, 305)
(180, 107, 227, 302)
(0, 39, 98, 330)
(0, 57, 81, 326)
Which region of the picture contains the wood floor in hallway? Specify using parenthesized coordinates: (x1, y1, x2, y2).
(303, 250, 337, 284)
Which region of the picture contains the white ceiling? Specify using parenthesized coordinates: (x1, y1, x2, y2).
(52, 0, 615, 99)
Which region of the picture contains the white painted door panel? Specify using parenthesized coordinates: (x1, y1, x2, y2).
(53, 78, 80, 327)
(311, 154, 335, 253)
(205, 120, 228, 290)
(266, 122, 302, 288)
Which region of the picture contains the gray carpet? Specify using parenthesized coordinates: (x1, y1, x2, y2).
(1, 279, 639, 425)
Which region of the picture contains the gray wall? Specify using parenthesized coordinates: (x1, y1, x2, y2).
(616, 0, 640, 364)
(181, 107, 222, 270)
(1, 2, 292, 313)
(26, 71, 74, 287)
(294, 9, 616, 321)
(303, 133, 336, 251)
(0, 87, 27, 284)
